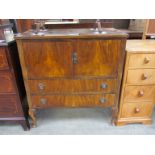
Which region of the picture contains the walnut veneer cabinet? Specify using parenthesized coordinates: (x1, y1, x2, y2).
(0, 41, 29, 130)
(115, 40, 155, 126)
(15, 29, 127, 127)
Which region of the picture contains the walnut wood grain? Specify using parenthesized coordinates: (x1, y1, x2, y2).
(23, 40, 73, 78)
(16, 29, 127, 127)
(31, 94, 115, 108)
(74, 39, 121, 77)
(28, 78, 116, 94)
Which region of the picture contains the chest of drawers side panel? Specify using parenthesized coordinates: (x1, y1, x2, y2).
(16, 40, 32, 108)
(116, 52, 131, 120)
(112, 39, 127, 118)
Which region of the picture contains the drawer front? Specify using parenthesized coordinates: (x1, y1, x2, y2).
(0, 72, 15, 94)
(31, 94, 115, 108)
(124, 85, 155, 102)
(29, 79, 116, 94)
(127, 69, 155, 85)
(0, 95, 22, 117)
(0, 48, 9, 70)
(129, 54, 155, 69)
(121, 102, 153, 118)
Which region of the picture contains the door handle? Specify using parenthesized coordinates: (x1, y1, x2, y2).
(72, 52, 78, 64)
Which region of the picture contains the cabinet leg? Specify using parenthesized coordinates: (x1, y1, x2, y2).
(29, 109, 37, 128)
(20, 120, 30, 131)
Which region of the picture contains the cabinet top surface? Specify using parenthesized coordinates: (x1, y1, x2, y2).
(15, 28, 128, 40)
(126, 40, 155, 53)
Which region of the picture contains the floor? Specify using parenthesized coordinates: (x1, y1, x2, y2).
(0, 108, 155, 135)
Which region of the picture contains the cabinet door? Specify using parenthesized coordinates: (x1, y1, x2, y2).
(23, 40, 73, 78)
(74, 39, 122, 77)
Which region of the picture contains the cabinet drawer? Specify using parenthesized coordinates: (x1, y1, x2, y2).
(0, 95, 21, 117)
(121, 102, 153, 118)
(0, 72, 15, 94)
(0, 48, 9, 70)
(31, 94, 115, 108)
(127, 69, 155, 85)
(129, 54, 155, 69)
(124, 85, 155, 102)
(29, 79, 116, 94)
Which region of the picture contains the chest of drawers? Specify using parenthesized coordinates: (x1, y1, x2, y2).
(16, 29, 127, 127)
(115, 40, 155, 126)
(0, 42, 29, 130)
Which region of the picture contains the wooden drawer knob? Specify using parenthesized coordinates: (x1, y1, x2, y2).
(100, 83, 107, 89)
(38, 83, 45, 90)
(40, 98, 47, 105)
(141, 74, 148, 80)
(144, 57, 150, 64)
(135, 108, 140, 113)
(138, 90, 144, 97)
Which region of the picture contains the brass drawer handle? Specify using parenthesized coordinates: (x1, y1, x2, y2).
(138, 90, 144, 97)
(38, 83, 45, 90)
(141, 73, 148, 80)
(100, 83, 107, 89)
(144, 57, 150, 64)
(40, 98, 47, 105)
(72, 52, 78, 64)
(135, 107, 140, 113)
(99, 98, 106, 104)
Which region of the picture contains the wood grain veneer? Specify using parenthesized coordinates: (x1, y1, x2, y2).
(16, 28, 127, 127)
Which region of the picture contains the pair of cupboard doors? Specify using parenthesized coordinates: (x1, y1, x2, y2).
(22, 39, 123, 79)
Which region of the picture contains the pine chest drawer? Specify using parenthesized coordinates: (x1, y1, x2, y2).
(127, 69, 155, 85)
(128, 54, 155, 69)
(121, 102, 153, 118)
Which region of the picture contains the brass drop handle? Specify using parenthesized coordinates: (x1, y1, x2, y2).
(100, 83, 107, 89)
(138, 90, 144, 97)
(38, 83, 45, 90)
(40, 98, 47, 105)
(72, 52, 78, 64)
(144, 57, 150, 64)
(135, 107, 140, 113)
(99, 98, 106, 104)
(141, 73, 148, 80)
